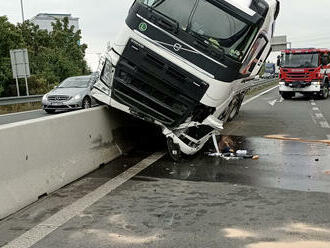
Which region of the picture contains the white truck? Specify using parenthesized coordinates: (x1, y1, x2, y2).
(92, 0, 280, 160)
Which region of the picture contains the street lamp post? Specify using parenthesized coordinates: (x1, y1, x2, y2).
(20, 0, 25, 23)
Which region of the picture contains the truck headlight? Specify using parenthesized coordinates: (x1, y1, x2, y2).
(312, 81, 321, 85)
(279, 82, 285, 85)
(74, 94, 82, 100)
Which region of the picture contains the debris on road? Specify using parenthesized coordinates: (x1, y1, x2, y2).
(208, 134, 259, 161)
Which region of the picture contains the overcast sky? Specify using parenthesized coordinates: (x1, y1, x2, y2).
(1, 0, 330, 69)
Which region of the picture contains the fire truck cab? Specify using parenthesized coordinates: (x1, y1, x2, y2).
(279, 48, 330, 99)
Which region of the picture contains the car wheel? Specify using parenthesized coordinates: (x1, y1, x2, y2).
(82, 97, 91, 109)
(45, 109, 56, 114)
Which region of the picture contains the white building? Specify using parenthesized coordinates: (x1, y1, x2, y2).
(30, 13, 79, 32)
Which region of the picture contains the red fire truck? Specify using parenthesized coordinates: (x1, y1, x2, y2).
(278, 48, 330, 99)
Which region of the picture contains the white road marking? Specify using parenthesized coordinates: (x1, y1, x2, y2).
(243, 85, 279, 106)
(0, 109, 42, 117)
(2, 152, 166, 248)
(268, 99, 277, 106)
(311, 102, 316, 106)
(315, 113, 324, 119)
(312, 107, 320, 111)
(319, 121, 330, 129)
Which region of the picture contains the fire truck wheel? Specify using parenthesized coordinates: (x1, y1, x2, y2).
(320, 85, 329, 99)
(280, 92, 294, 100)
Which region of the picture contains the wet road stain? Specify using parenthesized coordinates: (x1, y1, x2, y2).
(139, 135, 330, 193)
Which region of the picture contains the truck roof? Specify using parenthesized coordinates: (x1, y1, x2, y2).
(282, 48, 330, 54)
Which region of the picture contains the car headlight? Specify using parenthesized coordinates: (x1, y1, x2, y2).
(74, 94, 82, 100)
(42, 94, 48, 101)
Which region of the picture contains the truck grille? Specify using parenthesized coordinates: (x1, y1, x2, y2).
(48, 95, 70, 102)
(111, 39, 209, 127)
(284, 69, 314, 82)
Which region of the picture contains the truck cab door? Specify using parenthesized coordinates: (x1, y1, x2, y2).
(240, 33, 269, 76)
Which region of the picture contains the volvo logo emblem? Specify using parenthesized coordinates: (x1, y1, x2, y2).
(173, 43, 182, 52)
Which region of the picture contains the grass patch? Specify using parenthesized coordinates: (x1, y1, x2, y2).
(0, 102, 42, 115)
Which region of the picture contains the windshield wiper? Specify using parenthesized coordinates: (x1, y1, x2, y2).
(189, 31, 225, 60)
(147, 7, 179, 33)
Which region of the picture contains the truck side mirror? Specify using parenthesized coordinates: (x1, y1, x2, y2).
(321, 56, 328, 66)
(277, 56, 281, 67)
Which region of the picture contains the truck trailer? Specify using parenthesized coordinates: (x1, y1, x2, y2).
(278, 48, 330, 99)
(92, 0, 280, 160)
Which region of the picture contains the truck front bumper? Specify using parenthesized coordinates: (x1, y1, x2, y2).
(279, 82, 321, 92)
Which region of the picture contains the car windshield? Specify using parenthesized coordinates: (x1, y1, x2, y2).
(282, 53, 319, 68)
(139, 0, 258, 61)
(58, 77, 90, 88)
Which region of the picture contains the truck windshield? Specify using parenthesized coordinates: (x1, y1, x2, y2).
(139, 0, 259, 61)
(282, 53, 319, 68)
(265, 64, 275, 73)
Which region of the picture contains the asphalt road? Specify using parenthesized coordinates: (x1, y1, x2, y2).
(0, 109, 83, 126)
(0, 110, 48, 125)
(2, 87, 330, 248)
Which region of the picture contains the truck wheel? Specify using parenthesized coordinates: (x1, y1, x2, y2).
(320, 86, 329, 99)
(167, 137, 182, 162)
(227, 103, 240, 122)
(280, 92, 294, 100)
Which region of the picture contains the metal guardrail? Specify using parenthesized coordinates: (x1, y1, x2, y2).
(241, 78, 279, 92)
(0, 95, 43, 106)
(0, 78, 278, 107)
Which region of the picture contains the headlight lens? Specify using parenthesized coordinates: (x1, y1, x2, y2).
(74, 94, 82, 100)
(312, 81, 321, 85)
(279, 82, 285, 85)
(42, 94, 48, 101)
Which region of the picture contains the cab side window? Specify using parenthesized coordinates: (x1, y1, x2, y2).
(240, 34, 268, 75)
(100, 59, 112, 87)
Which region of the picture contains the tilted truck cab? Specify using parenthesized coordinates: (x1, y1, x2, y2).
(92, 0, 280, 160)
(279, 48, 330, 99)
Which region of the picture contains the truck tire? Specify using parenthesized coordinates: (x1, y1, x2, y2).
(167, 138, 182, 162)
(280, 91, 294, 100)
(320, 85, 329, 99)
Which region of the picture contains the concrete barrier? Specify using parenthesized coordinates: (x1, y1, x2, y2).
(0, 106, 131, 220)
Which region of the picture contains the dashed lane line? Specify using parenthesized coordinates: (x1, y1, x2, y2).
(2, 152, 166, 248)
(310, 102, 330, 129)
